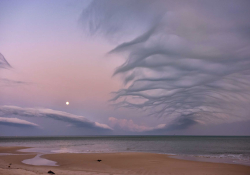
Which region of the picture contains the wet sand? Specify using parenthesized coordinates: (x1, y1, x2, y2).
(0, 146, 250, 175)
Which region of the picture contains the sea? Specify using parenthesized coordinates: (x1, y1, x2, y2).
(0, 136, 250, 166)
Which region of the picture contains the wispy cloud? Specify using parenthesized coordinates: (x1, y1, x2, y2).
(0, 53, 11, 69)
(0, 53, 28, 86)
(0, 78, 29, 87)
(81, 0, 250, 131)
(109, 117, 165, 132)
(0, 117, 39, 128)
(0, 106, 112, 131)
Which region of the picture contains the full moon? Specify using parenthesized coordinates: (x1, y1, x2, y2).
(66, 101, 69, 105)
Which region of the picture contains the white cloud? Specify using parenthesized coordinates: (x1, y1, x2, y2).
(0, 117, 38, 127)
(0, 105, 112, 130)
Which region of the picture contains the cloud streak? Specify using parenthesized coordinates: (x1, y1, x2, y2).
(0, 106, 112, 131)
(0, 53, 28, 86)
(81, 0, 250, 131)
(0, 78, 29, 87)
(0, 53, 11, 69)
(0, 117, 39, 128)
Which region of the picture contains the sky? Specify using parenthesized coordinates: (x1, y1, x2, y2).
(1, 0, 250, 136)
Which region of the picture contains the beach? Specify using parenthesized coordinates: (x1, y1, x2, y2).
(0, 147, 250, 175)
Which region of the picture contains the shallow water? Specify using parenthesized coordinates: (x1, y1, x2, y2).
(22, 154, 58, 166)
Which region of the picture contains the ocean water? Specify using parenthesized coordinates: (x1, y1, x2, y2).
(0, 136, 250, 166)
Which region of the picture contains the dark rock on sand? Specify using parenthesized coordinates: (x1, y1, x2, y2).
(97, 159, 102, 162)
(48, 170, 55, 174)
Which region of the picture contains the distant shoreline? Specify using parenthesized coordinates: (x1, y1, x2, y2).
(1, 135, 250, 138)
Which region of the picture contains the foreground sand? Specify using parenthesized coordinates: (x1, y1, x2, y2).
(0, 147, 250, 175)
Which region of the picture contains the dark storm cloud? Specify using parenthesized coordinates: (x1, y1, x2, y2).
(108, 116, 197, 133)
(0, 106, 112, 130)
(81, 0, 250, 131)
(0, 117, 39, 128)
(152, 116, 199, 132)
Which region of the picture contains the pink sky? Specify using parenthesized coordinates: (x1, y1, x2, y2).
(1, 0, 250, 136)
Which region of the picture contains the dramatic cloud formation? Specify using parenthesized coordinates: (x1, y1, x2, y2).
(0, 117, 39, 128)
(0, 106, 112, 130)
(109, 117, 165, 132)
(81, 0, 250, 131)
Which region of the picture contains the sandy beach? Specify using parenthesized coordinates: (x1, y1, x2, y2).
(0, 147, 250, 175)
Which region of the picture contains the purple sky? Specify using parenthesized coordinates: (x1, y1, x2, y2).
(1, 0, 250, 136)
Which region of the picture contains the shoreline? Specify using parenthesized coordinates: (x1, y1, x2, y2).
(15, 146, 250, 167)
(170, 154, 250, 167)
(1, 136, 249, 167)
(0, 146, 250, 175)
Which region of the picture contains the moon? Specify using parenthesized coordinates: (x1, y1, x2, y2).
(66, 101, 69, 105)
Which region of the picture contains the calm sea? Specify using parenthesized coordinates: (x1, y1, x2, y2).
(0, 136, 250, 166)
